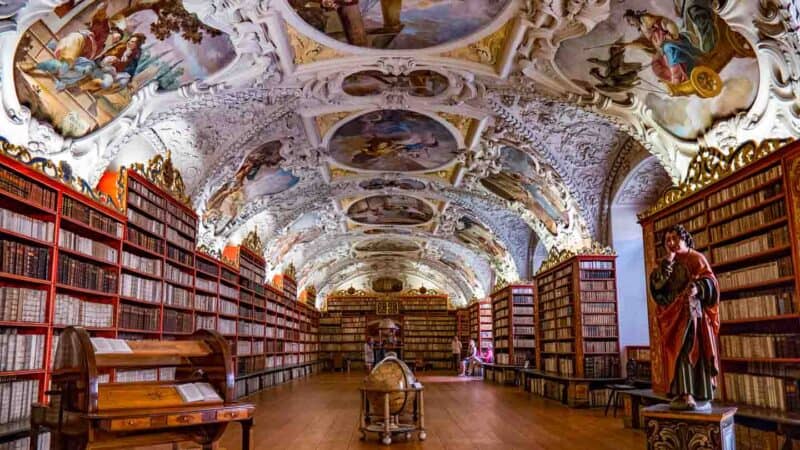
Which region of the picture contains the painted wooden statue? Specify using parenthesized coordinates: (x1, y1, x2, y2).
(649, 224, 720, 410)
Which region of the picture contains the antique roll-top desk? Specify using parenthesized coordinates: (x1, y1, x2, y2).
(30, 327, 254, 450)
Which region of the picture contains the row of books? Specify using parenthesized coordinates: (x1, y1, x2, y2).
(579, 280, 614, 291)
(164, 284, 192, 309)
(167, 211, 196, 238)
(653, 198, 704, 230)
(128, 178, 165, 208)
(0, 239, 49, 280)
(59, 228, 118, 264)
(0, 433, 50, 450)
(127, 208, 164, 236)
(163, 309, 192, 333)
(220, 283, 238, 299)
(584, 355, 619, 378)
(711, 227, 789, 264)
(0, 206, 53, 242)
(582, 303, 615, 313)
(719, 288, 795, 321)
(122, 251, 161, 277)
(126, 227, 163, 254)
(543, 341, 573, 353)
(735, 423, 800, 450)
(585, 340, 617, 353)
(121, 273, 162, 302)
(196, 315, 215, 330)
(54, 293, 113, 328)
(708, 164, 782, 208)
(165, 263, 193, 286)
(0, 287, 46, 323)
(0, 331, 44, 371)
(58, 254, 118, 293)
(583, 315, 616, 326)
(543, 357, 573, 376)
(709, 181, 783, 223)
(709, 202, 785, 243)
(118, 303, 159, 331)
(717, 256, 793, 290)
(167, 245, 193, 266)
(127, 190, 166, 221)
(220, 299, 238, 316)
(0, 165, 56, 210)
(723, 372, 799, 412)
(166, 228, 193, 251)
(579, 261, 613, 270)
(720, 334, 800, 359)
(580, 270, 613, 280)
(582, 325, 617, 337)
(218, 318, 237, 335)
(196, 277, 218, 293)
(0, 378, 39, 424)
(62, 196, 123, 238)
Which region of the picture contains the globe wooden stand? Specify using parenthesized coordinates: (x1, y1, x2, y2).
(359, 386, 425, 445)
(642, 404, 737, 450)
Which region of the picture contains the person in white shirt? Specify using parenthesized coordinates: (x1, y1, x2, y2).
(451, 336, 462, 374)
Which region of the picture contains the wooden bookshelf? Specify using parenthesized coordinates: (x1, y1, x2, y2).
(517, 253, 621, 407)
(403, 314, 456, 369)
(456, 307, 470, 354)
(468, 300, 493, 355)
(625, 345, 651, 384)
(491, 284, 536, 367)
(639, 139, 800, 431)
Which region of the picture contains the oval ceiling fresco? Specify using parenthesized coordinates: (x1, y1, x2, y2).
(355, 238, 421, 252)
(455, 216, 507, 259)
(203, 141, 299, 231)
(359, 178, 426, 190)
(329, 110, 459, 172)
(13, 0, 236, 138)
(289, 0, 509, 49)
(554, 1, 758, 140)
(342, 70, 448, 97)
(479, 147, 569, 235)
(347, 195, 434, 226)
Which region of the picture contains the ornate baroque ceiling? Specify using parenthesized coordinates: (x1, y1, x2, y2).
(1, 0, 798, 307)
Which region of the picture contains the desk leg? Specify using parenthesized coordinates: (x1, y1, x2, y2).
(241, 418, 254, 450)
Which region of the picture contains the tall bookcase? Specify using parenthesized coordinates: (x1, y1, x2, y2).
(403, 314, 456, 369)
(516, 252, 621, 408)
(491, 284, 536, 366)
(639, 139, 800, 433)
(456, 308, 470, 354)
(468, 300, 493, 355)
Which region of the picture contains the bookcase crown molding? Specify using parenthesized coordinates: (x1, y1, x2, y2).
(536, 243, 616, 275)
(126, 151, 191, 207)
(0, 141, 119, 211)
(639, 139, 794, 221)
(241, 229, 265, 255)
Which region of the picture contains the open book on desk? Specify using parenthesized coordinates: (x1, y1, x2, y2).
(90, 338, 132, 354)
(175, 382, 223, 403)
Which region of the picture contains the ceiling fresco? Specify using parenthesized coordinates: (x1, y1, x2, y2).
(1, 0, 798, 307)
(12, 0, 235, 138)
(346, 194, 435, 226)
(328, 110, 460, 172)
(288, 0, 510, 49)
(554, 1, 758, 140)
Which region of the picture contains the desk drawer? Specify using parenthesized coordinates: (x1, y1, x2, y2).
(109, 417, 150, 431)
(167, 412, 204, 426)
(216, 408, 248, 421)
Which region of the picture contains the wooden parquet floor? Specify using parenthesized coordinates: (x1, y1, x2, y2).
(218, 372, 646, 450)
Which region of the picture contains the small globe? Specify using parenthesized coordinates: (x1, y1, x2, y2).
(364, 356, 417, 416)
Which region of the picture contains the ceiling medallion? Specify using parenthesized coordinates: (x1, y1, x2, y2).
(286, 24, 346, 65)
(441, 21, 512, 69)
(639, 139, 793, 219)
(0, 142, 120, 211)
(128, 151, 190, 206)
(537, 243, 616, 275)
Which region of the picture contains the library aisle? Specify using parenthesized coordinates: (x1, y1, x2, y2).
(218, 373, 645, 450)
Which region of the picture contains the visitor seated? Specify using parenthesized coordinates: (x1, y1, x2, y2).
(459, 339, 481, 376)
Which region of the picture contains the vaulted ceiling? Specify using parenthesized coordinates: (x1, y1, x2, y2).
(1, 0, 798, 307)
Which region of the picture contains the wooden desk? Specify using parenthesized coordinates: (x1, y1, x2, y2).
(520, 369, 625, 408)
(482, 364, 522, 386)
(31, 327, 255, 450)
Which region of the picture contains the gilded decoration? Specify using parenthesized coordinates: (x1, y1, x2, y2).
(330, 167, 359, 180)
(221, 254, 240, 269)
(128, 151, 190, 206)
(287, 25, 346, 65)
(284, 262, 297, 279)
(0, 142, 120, 211)
(441, 21, 511, 68)
(241, 229, 265, 255)
(639, 139, 793, 219)
(438, 113, 475, 143)
(197, 245, 222, 259)
(316, 112, 353, 138)
(536, 242, 616, 275)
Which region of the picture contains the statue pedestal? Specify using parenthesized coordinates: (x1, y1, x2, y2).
(642, 404, 737, 450)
